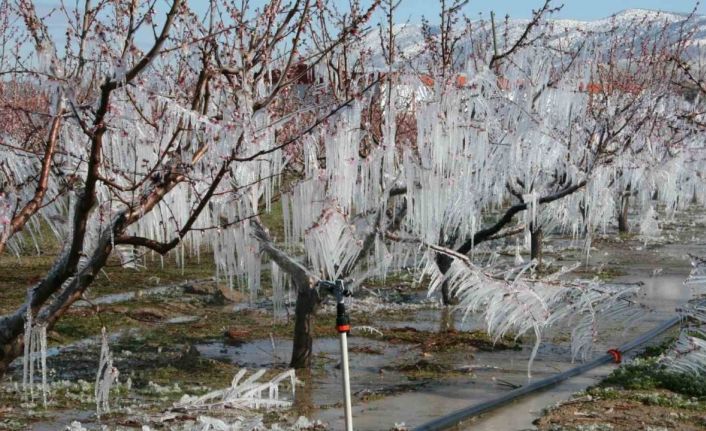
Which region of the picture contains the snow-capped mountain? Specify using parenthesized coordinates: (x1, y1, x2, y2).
(360, 9, 706, 69)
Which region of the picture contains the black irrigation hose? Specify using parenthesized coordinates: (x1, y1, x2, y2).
(413, 316, 682, 431)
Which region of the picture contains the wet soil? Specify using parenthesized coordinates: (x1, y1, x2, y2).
(0, 207, 705, 430)
(535, 391, 706, 430)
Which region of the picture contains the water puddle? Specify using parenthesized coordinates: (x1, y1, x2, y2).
(73, 283, 186, 307)
(345, 275, 690, 430)
(193, 275, 694, 430)
(195, 337, 417, 409)
(164, 315, 202, 324)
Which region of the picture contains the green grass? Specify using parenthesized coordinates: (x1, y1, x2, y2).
(587, 385, 706, 411)
(52, 312, 133, 344)
(260, 198, 286, 240)
(390, 359, 467, 380)
(600, 357, 706, 398)
(0, 254, 56, 313)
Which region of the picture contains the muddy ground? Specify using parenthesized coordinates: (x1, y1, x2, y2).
(0, 206, 705, 430)
(533, 353, 706, 431)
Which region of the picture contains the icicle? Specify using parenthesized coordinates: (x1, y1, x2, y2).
(523, 191, 539, 230)
(639, 206, 661, 245)
(22, 308, 49, 407)
(95, 327, 119, 418)
(514, 239, 524, 266)
(527, 325, 541, 379)
(39, 324, 48, 407)
(271, 261, 287, 320)
(303, 210, 363, 279)
(22, 307, 32, 400)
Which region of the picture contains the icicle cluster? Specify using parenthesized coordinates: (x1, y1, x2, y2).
(22, 308, 49, 407)
(662, 257, 706, 375)
(271, 261, 289, 319)
(639, 206, 662, 244)
(304, 210, 363, 279)
(174, 369, 297, 411)
(277, 101, 402, 283)
(402, 76, 496, 248)
(422, 251, 641, 377)
(0, 133, 71, 255)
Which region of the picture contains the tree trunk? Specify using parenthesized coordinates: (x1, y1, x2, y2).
(251, 220, 320, 369)
(531, 226, 543, 267)
(290, 285, 320, 369)
(618, 193, 630, 233)
(436, 253, 454, 306)
(579, 200, 589, 236)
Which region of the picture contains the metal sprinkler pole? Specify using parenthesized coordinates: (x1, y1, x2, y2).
(339, 324, 353, 431)
(319, 280, 354, 431)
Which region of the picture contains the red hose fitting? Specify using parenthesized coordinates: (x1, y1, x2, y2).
(607, 348, 622, 364)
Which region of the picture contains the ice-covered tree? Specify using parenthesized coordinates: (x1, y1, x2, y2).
(423, 8, 700, 303)
(0, 0, 378, 375)
(0, 0, 703, 379)
(248, 1, 700, 367)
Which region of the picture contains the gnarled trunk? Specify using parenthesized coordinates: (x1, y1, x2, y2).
(290, 285, 320, 368)
(252, 220, 321, 369)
